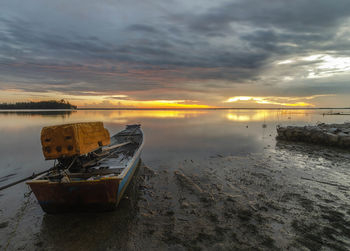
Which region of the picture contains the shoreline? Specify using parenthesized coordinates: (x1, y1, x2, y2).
(0, 107, 350, 111)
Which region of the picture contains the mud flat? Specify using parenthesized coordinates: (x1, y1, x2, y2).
(277, 123, 350, 148)
(130, 143, 350, 250)
(2, 145, 350, 250)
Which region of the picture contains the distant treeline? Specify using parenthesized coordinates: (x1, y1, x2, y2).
(0, 100, 77, 109)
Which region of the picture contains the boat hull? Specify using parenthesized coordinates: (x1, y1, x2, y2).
(29, 178, 120, 213)
(117, 153, 141, 205)
(27, 124, 144, 213)
(28, 157, 141, 213)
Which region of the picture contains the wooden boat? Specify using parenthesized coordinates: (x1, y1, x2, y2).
(27, 124, 144, 213)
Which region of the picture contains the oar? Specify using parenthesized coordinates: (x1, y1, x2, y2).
(0, 169, 51, 191)
(102, 141, 132, 151)
(83, 141, 132, 168)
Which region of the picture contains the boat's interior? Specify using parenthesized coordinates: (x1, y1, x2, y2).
(36, 125, 143, 182)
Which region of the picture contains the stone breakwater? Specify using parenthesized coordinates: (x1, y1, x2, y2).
(276, 123, 350, 148)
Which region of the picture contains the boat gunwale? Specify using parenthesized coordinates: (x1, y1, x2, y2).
(117, 127, 144, 179)
(26, 176, 121, 185)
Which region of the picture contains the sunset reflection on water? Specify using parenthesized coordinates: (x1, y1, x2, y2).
(0, 109, 207, 129)
(0, 109, 349, 130)
(1, 108, 350, 227)
(226, 110, 269, 122)
(225, 109, 316, 122)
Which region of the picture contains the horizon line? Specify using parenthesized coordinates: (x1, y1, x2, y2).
(77, 107, 350, 110)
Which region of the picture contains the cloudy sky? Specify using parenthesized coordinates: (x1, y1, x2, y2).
(1, 0, 350, 108)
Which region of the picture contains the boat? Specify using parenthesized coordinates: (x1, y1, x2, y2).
(27, 124, 144, 213)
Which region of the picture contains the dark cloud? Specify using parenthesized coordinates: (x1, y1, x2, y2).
(188, 0, 350, 34)
(1, 0, 350, 103)
(127, 24, 159, 34)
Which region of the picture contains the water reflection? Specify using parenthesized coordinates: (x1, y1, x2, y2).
(1, 109, 350, 249)
(0, 110, 75, 117)
(0, 110, 206, 129)
(226, 110, 270, 122)
(225, 109, 318, 123)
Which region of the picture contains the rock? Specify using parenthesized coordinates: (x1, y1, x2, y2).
(276, 123, 350, 149)
(304, 130, 312, 137)
(337, 132, 348, 137)
(340, 136, 350, 147)
(285, 129, 293, 138)
(180, 201, 190, 209)
(325, 133, 338, 145)
(0, 221, 8, 228)
(328, 128, 338, 133)
(342, 129, 350, 134)
(310, 131, 324, 143)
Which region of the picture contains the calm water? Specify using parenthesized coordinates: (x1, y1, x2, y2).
(1, 109, 350, 249)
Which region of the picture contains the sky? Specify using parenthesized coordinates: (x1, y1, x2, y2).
(1, 0, 350, 108)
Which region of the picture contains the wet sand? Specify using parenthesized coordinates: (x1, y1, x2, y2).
(2, 141, 350, 250)
(132, 143, 350, 250)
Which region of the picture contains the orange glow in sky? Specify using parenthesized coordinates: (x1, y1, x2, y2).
(224, 96, 314, 107)
(106, 100, 213, 109)
(0, 90, 214, 109)
(0, 90, 332, 109)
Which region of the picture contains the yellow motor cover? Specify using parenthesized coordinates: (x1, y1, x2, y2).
(41, 122, 110, 160)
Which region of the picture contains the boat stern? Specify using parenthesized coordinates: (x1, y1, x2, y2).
(27, 178, 121, 213)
